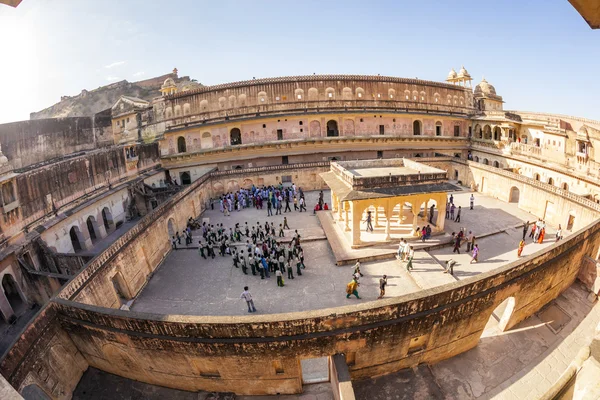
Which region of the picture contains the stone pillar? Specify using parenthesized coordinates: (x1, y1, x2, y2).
(436, 194, 447, 232)
(339, 200, 344, 221)
(384, 200, 392, 241)
(423, 201, 428, 221)
(411, 203, 419, 236)
(331, 193, 338, 213)
(350, 201, 361, 246)
(374, 206, 379, 227)
(345, 205, 350, 231)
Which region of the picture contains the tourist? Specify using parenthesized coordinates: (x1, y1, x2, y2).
(444, 259, 456, 274)
(466, 231, 474, 252)
(450, 203, 455, 220)
(406, 246, 415, 271)
(529, 223, 537, 239)
(346, 277, 361, 299)
(364, 211, 374, 232)
(294, 195, 298, 211)
(353, 261, 364, 277)
(454, 206, 462, 223)
(415, 226, 421, 239)
(299, 196, 307, 212)
(522, 221, 529, 240)
(449, 194, 454, 204)
(377, 275, 388, 299)
(452, 233, 461, 254)
(278, 224, 284, 237)
(267, 199, 273, 216)
(538, 227, 545, 244)
(470, 244, 479, 263)
(421, 226, 427, 242)
(429, 204, 435, 224)
(323, 203, 329, 210)
(176, 231, 181, 245)
(198, 240, 206, 259)
(517, 239, 525, 257)
(283, 216, 290, 229)
(313, 203, 321, 214)
(556, 224, 563, 241)
(275, 267, 284, 287)
(470, 194, 475, 210)
(446, 202, 450, 219)
(240, 286, 257, 313)
(295, 255, 303, 276)
(286, 259, 294, 280)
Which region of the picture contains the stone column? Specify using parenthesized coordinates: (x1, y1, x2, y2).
(423, 201, 428, 222)
(331, 192, 337, 213)
(384, 200, 392, 241)
(339, 200, 344, 221)
(374, 206, 379, 227)
(351, 201, 361, 246)
(436, 194, 447, 232)
(345, 204, 350, 231)
(411, 203, 419, 236)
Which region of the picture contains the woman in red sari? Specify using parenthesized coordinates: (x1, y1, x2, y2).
(538, 227, 545, 244)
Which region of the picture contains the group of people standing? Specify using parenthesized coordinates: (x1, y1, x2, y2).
(215, 183, 308, 217)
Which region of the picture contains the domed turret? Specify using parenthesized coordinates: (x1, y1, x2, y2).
(458, 66, 471, 79)
(474, 78, 497, 96)
(447, 68, 457, 80)
(160, 77, 178, 96)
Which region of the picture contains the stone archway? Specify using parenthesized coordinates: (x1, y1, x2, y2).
(2, 274, 26, 320)
(509, 187, 520, 203)
(167, 218, 176, 237)
(69, 226, 85, 252)
(102, 207, 115, 233)
(180, 172, 191, 185)
(177, 136, 187, 153)
(413, 120, 422, 135)
(230, 128, 242, 145)
(326, 120, 339, 137)
(86, 216, 101, 242)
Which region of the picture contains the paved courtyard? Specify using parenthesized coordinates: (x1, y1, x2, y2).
(132, 189, 565, 316)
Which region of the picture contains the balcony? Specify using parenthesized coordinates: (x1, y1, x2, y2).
(2, 199, 19, 214)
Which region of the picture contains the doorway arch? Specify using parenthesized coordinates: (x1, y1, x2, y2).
(413, 120, 422, 135)
(509, 187, 520, 203)
(562, 182, 569, 191)
(69, 226, 85, 252)
(86, 216, 100, 242)
(326, 120, 339, 137)
(533, 173, 540, 181)
(167, 218, 176, 237)
(230, 128, 242, 145)
(2, 274, 25, 319)
(547, 177, 554, 186)
(493, 126, 501, 141)
(177, 136, 187, 153)
(102, 207, 115, 233)
(180, 172, 191, 185)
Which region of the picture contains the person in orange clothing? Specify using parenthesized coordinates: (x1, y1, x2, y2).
(538, 227, 545, 244)
(346, 277, 360, 299)
(517, 239, 525, 257)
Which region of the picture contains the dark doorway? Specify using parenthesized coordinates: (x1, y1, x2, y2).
(379, 125, 385, 135)
(86, 217, 97, 241)
(454, 126, 460, 137)
(177, 136, 186, 153)
(326, 120, 339, 137)
(102, 207, 115, 233)
(230, 128, 242, 145)
(180, 171, 191, 185)
(413, 120, 421, 135)
(567, 214, 575, 231)
(2, 274, 25, 318)
(69, 226, 83, 252)
(277, 129, 283, 140)
(282, 156, 289, 165)
(435, 123, 442, 136)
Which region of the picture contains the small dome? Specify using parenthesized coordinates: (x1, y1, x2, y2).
(458, 66, 470, 77)
(474, 78, 496, 96)
(162, 78, 176, 88)
(447, 68, 457, 79)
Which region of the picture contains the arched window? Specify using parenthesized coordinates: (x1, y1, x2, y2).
(483, 159, 489, 165)
(2, 274, 25, 321)
(493, 161, 500, 168)
(102, 207, 115, 233)
(326, 120, 339, 137)
(230, 128, 242, 145)
(413, 120, 422, 136)
(435, 121, 442, 136)
(177, 136, 187, 153)
(547, 177, 554, 186)
(69, 226, 84, 252)
(180, 171, 191, 185)
(493, 126, 501, 141)
(562, 182, 569, 191)
(534, 173, 540, 181)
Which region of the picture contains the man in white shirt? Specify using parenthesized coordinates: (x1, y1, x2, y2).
(240, 286, 257, 313)
(470, 194, 475, 210)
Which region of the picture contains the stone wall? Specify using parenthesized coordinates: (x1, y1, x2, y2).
(0, 117, 112, 170)
(3, 160, 600, 397)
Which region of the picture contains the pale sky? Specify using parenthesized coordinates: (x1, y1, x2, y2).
(0, 0, 598, 124)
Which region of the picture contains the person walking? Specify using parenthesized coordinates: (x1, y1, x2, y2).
(538, 227, 545, 244)
(529, 223, 537, 239)
(454, 206, 462, 223)
(470, 244, 479, 264)
(346, 277, 361, 299)
(449, 194, 454, 204)
(429, 204, 435, 224)
(293, 196, 298, 211)
(377, 275, 388, 299)
(406, 246, 415, 271)
(469, 194, 475, 210)
(267, 199, 273, 216)
(556, 224, 563, 241)
(276, 268, 284, 287)
(446, 202, 450, 219)
(450, 203, 455, 220)
(171, 236, 178, 250)
(278, 224, 285, 237)
(452, 233, 461, 254)
(283, 216, 290, 229)
(286, 260, 294, 280)
(284, 196, 291, 213)
(517, 239, 525, 257)
(364, 211, 374, 232)
(240, 286, 257, 313)
(522, 221, 529, 240)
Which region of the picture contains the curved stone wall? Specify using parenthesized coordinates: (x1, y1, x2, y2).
(2, 160, 600, 397)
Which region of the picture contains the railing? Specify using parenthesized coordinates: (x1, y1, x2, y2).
(210, 162, 329, 177)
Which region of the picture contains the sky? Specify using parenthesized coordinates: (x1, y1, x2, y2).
(0, 0, 598, 124)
